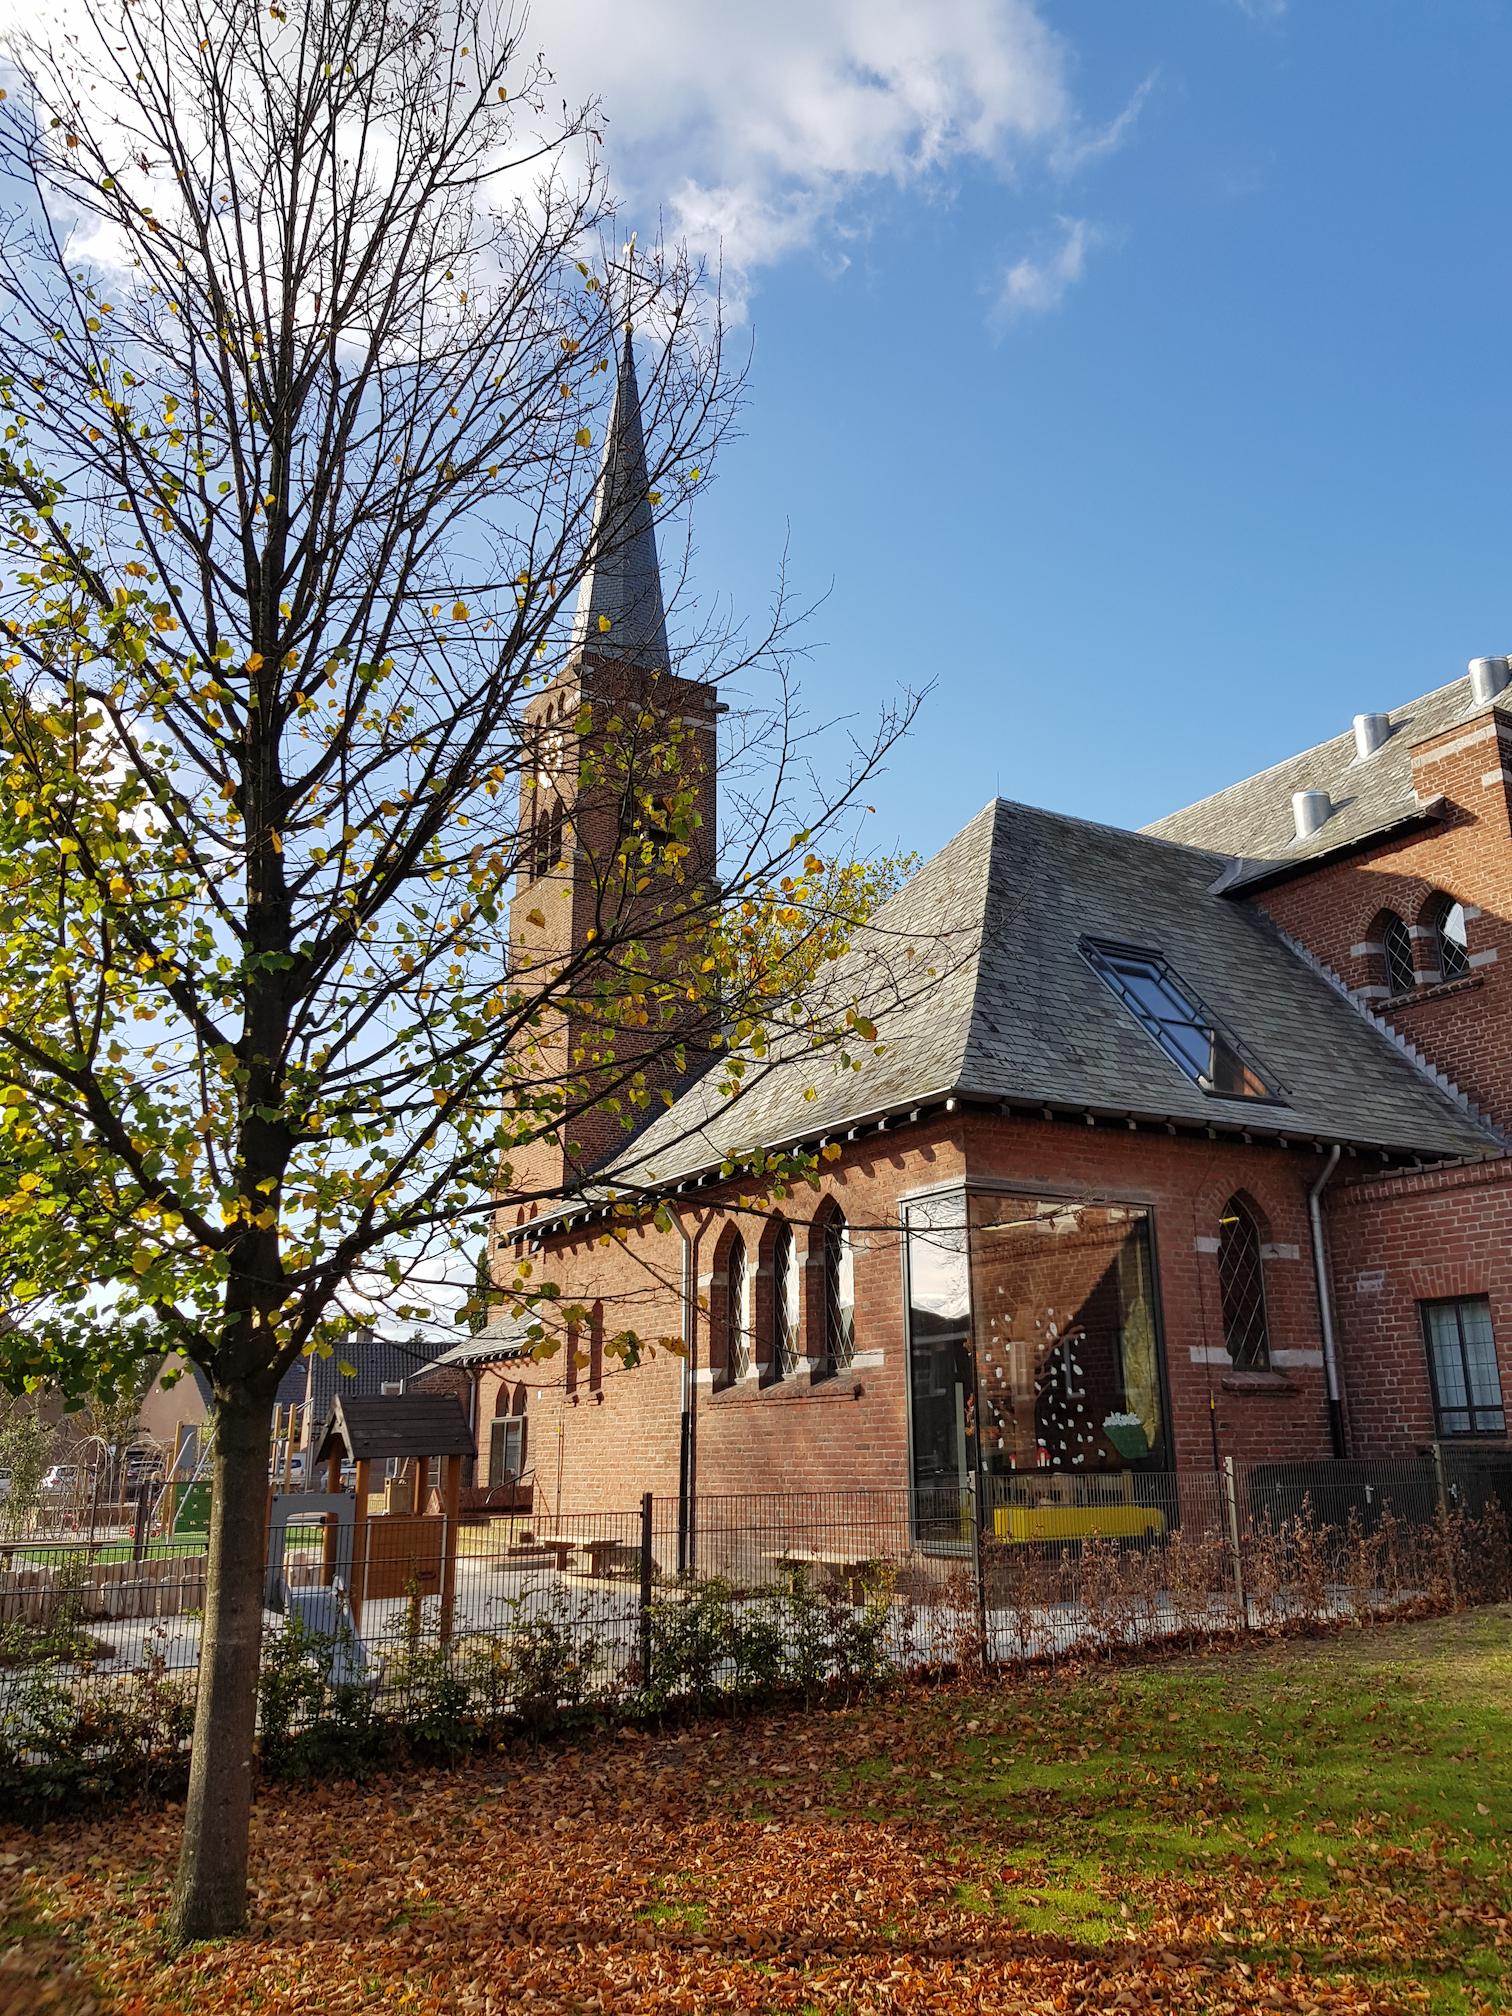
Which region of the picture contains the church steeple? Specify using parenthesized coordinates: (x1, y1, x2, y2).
(570, 324, 670, 669)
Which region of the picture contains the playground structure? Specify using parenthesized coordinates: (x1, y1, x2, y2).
(275, 1392, 475, 1644)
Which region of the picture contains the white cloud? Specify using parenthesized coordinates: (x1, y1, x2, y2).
(993, 215, 1097, 322)
(529, 0, 1128, 312)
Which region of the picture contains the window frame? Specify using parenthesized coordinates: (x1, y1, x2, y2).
(1080, 937, 1284, 1103)
(1420, 1296, 1506, 1438)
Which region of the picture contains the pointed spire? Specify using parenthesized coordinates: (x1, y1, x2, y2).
(570, 321, 670, 668)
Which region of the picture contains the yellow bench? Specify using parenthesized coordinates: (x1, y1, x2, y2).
(993, 1503, 1167, 1543)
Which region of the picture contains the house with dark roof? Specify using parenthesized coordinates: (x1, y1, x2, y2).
(455, 337, 1512, 1524)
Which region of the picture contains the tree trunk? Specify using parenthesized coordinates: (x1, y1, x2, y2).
(168, 1383, 272, 1943)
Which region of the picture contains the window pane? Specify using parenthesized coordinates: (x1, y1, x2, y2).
(1423, 1297, 1503, 1436)
(961, 1193, 1167, 1479)
(1382, 914, 1415, 997)
(904, 1192, 973, 1506)
(1437, 901, 1470, 981)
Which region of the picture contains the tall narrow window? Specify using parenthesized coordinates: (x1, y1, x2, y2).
(1217, 1195, 1270, 1370)
(488, 1416, 525, 1485)
(1422, 1298, 1505, 1436)
(1424, 894, 1470, 983)
(725, 1236, 752, 1382)
(770, 1221, 801, 1380)
(822, 1211, 855, 1375)
(1381, 912, 1416, 998)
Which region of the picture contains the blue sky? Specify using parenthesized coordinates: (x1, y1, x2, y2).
(560, 0, 1512, 865)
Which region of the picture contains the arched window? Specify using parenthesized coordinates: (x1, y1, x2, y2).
(1217, 1194, 1270, 1370)
(769, 1220, 801, 1381)
(1379, 911, 1416, 998)
(822, 1210, 855, 1375)
(724, 1235, 752, 1383)
(488, 1386, 527, 1486)
(1424, 892, 1470, 983)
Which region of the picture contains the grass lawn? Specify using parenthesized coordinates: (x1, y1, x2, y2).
(0, 1607, 1507, 2014)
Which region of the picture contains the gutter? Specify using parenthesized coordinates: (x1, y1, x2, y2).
(1307, 1144, 1346, 1457)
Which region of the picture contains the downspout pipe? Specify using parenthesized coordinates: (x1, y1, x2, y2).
(1307, 1144, 1347, 1458)
(670, 1211, 697, 1577)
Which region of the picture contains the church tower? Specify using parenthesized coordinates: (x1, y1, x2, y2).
(502, 328, 721, 1212)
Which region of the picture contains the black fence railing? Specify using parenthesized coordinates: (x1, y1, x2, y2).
(3, 1450, 1510, 1812)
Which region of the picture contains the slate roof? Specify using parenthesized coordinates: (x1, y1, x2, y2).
(429, 1313, 535, 1372)
(312, 1393, 474, 1465)
(273, 1333, 450, 1417)
(1143, 671, 1511, 881)
(586, 798, 1497, 1195)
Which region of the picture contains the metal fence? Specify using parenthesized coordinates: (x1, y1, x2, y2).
(3, 1448, 1510, 1809)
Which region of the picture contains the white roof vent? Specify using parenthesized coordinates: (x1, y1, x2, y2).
(1291, 788, 1330, 840)
(1469, 656, 1510, 706)
(1353, 711, 1391, 759)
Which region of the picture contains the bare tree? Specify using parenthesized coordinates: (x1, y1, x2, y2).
(0, 0, 917, 1940)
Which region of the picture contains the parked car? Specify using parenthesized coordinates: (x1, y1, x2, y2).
(41, 1464, 92, 1498)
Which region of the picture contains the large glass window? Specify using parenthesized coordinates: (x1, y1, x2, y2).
(1422, 1298, 1505, 1436)
(1082, 938, 1280, 1101)
(904, 1189, 1169, 1507)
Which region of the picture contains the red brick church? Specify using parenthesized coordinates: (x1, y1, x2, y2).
(433, 341, 1512, 1524)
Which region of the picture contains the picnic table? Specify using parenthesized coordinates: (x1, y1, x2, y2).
(772, 1549, 880, 1602)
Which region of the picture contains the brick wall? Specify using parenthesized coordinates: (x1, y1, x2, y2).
(1327, 1153, 1512, 1454)
(494, 1109, 1348, 1517)
(1254, 705, 1512, 1131)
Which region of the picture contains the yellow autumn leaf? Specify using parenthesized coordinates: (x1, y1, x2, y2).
(575, 427, 592, 449)
(452, 601, 469, 622)
(597, 614, 611, 633)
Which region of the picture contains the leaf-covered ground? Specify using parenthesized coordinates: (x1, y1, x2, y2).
(2, 1608, 1508, 2016)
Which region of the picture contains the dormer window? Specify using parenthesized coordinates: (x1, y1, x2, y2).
(1082, 938, 1282, 1102)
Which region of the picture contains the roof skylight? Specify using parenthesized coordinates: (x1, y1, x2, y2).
(1081, 938, 1282, 1102)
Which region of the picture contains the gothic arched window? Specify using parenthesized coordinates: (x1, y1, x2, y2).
(769, 1220, 800, 1381)
(1379, 911, 1416, 998)
(1217, 1195, 1270, 1371)
(1424, 892, 1470, 983)
(822, 1210, 855, 1375)
(724, 1235, 752, 1384)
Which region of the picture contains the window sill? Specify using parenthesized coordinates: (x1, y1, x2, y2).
(1219, 1369, 1298, 1396)
(1377, 973, 1482, 1012)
